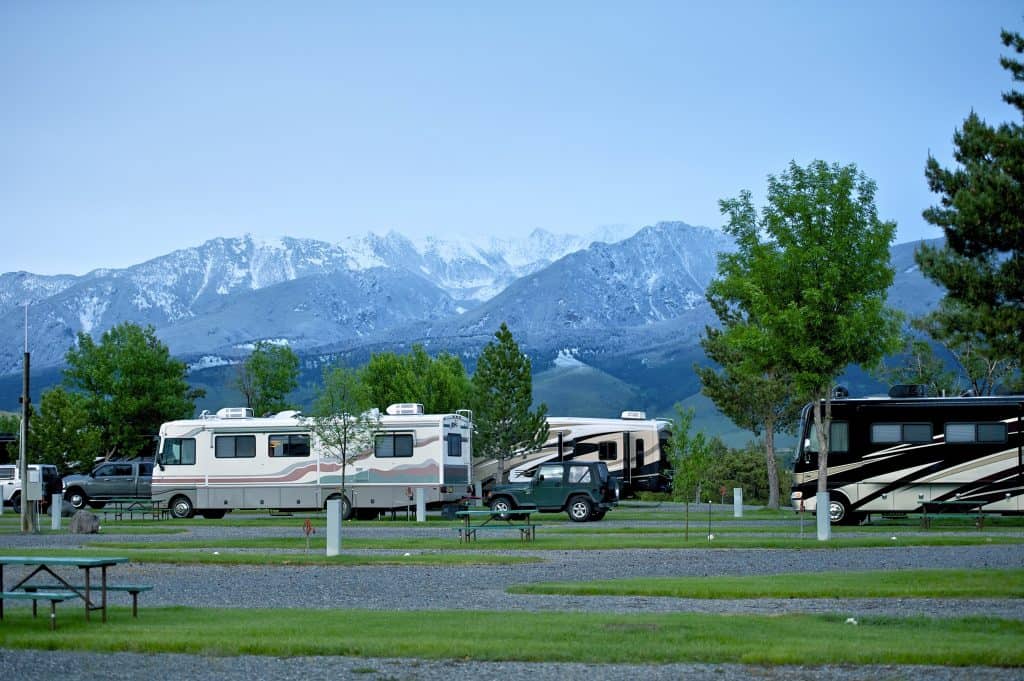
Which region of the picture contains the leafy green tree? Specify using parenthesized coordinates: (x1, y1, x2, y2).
(235, 341, 300, 416)
(917, 28, 1024, 381)
(664, 405, 720, 504)
(471, 323, 548, 481)
(63, 322, 202, 460)
(31, 387, 103, 472)
(0, 413, 19, 464)
(360, 345, 471, 413)
(309, 366, 380, 523)
(875, 332, 960, 398)
(697, 287, 802, 510)
(718, 160, 902, 538)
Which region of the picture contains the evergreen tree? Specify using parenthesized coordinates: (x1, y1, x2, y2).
(471, 323, 548, 480)
(235, 341, 300, 416)
(63, 322, 202, 460)
(717, 160, 902, 538)
(916, 28, 1024, 382)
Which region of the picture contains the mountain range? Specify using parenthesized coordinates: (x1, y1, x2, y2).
(0, 222, 943, 442)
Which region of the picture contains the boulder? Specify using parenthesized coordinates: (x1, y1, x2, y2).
(69, 509, 100, 534)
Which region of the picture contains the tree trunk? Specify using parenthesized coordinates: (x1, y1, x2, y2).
(813, 394, 831, 494)
(763, 422, 780, 510)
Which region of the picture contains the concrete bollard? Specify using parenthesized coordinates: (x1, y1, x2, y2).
(51, 492, 61, 530)
(326, 498, 341, 556)
(415, 488, 426, 522)
(733, 488, 743, 517)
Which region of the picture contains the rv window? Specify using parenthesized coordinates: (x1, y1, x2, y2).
(446, 433, 462, 457)
(269, 434, 311, 457)
(215, 435, 257, 458)
(947, 422, 1007, 444)
(375, 434, 414, 458)
(870, 423, 933, 444)
(161, 438, 196, 466)
(805, 421, 849, 453)
(598, 442, 618, 461)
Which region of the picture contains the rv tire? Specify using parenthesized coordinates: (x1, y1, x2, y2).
(325, 494, 352, 520)
(828, 495, 857, 525)
(170, 495, 195, 519)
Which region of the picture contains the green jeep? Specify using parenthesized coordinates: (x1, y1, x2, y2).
(486, 461, 620, 522)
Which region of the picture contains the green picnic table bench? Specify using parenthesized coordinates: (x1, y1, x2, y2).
(919, 499, 987, 529)
(103, 498, 168, 521)
(455, 508, 539, 542)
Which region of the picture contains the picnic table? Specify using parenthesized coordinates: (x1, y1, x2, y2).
(0, 555, 142, 629)
(102, 498, 168, 521)
(919, 499, 987, 529)
(455, 508, 539, 542)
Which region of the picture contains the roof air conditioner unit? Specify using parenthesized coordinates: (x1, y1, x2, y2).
(216, 407, 254, 419)
(620, 410, 647, 420)
(386, 403, 425, 415)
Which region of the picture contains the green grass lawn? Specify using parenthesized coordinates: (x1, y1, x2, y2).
(0, 607, 1020, 666)
(509, 568, 1024, 599)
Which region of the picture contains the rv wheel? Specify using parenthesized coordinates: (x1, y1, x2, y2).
(325, 494, 352, 520)
(170, 495, 195, 519)
(828, 497, 852, 525)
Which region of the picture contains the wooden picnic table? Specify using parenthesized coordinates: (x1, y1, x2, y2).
(455, 508, 539, 542)
(0, 555, 130, 627)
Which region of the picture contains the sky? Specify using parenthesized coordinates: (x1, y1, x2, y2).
(2, 1, 1021, 276)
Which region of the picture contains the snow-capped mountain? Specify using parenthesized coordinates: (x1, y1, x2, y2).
(0, 226, 638, 374)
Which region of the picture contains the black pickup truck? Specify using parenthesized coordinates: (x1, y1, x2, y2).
(62, 459, 153, 509)
(485, 460, 620, 522)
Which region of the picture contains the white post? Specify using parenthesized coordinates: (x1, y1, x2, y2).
(326, 498, 341, 556)
(816, 491, 831, 541)
(733, 488, 743, 517)
(415, 487, 426, 522)
(51, 492, 61, 530)
(474, 481, 483, 507)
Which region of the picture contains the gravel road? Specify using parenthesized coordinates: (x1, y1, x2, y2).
(2, 511, 1022, 680)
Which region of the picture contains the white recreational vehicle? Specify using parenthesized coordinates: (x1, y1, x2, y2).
(152, 404, 473, 519)
(475, 412, 672, 496)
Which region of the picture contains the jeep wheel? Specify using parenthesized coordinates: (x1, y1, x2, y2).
(567, 496, 593, 522)
(489, 497, 515, 519)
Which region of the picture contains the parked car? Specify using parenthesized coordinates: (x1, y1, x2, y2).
(62, 459, 153, 509)
(0, 463, 62, 513)
(485, 460, 620, 522)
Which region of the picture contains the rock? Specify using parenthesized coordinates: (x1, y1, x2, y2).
(69, 510, 100, 534)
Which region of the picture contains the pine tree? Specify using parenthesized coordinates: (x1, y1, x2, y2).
(916, 28, 1024, 381)
(471, 323, 548, 481)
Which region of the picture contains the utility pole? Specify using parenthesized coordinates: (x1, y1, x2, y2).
(19, 304, 34, 533)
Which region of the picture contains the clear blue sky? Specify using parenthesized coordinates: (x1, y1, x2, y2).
(2, 1, 1020, 275)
